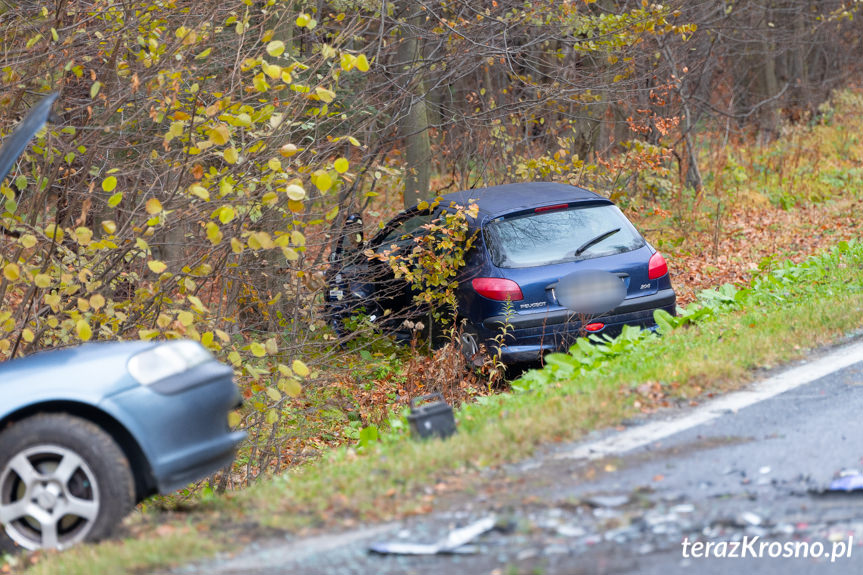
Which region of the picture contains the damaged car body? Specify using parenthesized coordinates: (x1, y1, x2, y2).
(326, 182, 676, 363)
(0, 94, 245, 552)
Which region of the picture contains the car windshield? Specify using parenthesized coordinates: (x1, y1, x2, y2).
(483, 204, 644, 268)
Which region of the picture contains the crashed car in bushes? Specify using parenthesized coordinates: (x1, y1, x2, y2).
(0, 95, 245, 551)
(325, 182, 676, 363)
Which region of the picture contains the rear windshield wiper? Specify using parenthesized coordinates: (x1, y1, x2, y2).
(573, 227, 621, 256)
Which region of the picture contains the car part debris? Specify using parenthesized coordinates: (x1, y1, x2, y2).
(407, 393, 457, 440)
(586, 495, 630, 508)
(827, 469, 863, 491)
(369, 516, 496, 555)
(738, 511, 764, 527)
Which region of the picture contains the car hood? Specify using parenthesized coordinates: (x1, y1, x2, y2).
(0, 341, 155, 401)
(0, 92, 58, 186)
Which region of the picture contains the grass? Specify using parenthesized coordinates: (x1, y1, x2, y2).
(16, 239, 863, 574)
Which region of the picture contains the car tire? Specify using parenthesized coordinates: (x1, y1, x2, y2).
(458, 327, 486, 368)
(0, 414, 135, 552)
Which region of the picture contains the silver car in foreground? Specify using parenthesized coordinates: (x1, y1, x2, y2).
(0, 340, 245, 551)
(0, 95, 245, 551)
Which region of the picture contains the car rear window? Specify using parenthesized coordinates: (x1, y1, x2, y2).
(483, 204, 645, 268)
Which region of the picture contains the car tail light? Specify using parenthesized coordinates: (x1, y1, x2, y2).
(534, 203, 568, 213)
(648, 251, 668, 280)
(584, 322, 605, 332)
(472, 277, 524, 301)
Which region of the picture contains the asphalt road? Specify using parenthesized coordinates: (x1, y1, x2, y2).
(172, 340, 863, 575)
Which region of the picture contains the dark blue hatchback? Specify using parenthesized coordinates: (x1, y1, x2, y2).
(326, 182, 676, 363)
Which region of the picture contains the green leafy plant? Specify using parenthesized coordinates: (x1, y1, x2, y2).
(371, 199, 479, 338)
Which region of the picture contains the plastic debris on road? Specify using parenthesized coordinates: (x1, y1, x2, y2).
(827, 469, 863, 491)
(369, 516, 496, 555)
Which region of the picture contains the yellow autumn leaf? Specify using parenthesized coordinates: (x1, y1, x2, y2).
(262, 61, 282, 80)
(208, 124, 230, 146)
(266, 387, 281, 402)
(313, 172, 332, 192)
(321, 44, 336, 59)
(139, 329, 160, 341)
(231, 237, 244, 253)
(279, 143, 298, 157)
(334, 157, 349, 174)
(254, 231, 275, 249)
(266, 40, 285, 57)
(281, 246, 299, 261)
(44, 293, 60, 310)
(265, 337, 278, 355)
(253, 74, 269, 92)
(44, 224, 64, 242)
(178, 310, 194, 326)
(356, 53, 370, 72)
(218, 206, 235, 224)
(315, 86, 336, 103)
(228, 411, 242, 427)
(89, 293, 105, 310)
(3, 263, 19, 281)
(145, 198, 163, 215)
(101, 176, 117, 192)
(148, 260, 167, 274)
(76, 319, 92, 341)
(74, 227, 92, 245)
(292, 359, 310, 377)
(189, 184, 210, 201)
(19, 234, 37, 248)
(101, 220, 117, 234)
(250, 342, 266, 357)
(34, 273, 51, 288)
(279, 378, 302, 397)
(340, 53, 356, 71)
(206, 222, 223, 245)
(287, 199, 304, 213)
(291, 230, 306, 246)
(224, 147, 239, 164)
(285, 184, 306, 200)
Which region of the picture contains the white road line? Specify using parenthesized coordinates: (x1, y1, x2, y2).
(555, 340, 863, 460)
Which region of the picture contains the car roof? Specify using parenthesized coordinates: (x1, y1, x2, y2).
(434, 182, 608, 220)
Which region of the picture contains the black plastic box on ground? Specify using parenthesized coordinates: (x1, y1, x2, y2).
(407, 393, 457, 440)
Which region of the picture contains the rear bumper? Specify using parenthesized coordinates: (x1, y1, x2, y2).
(473, 288, 676, 363)
(482, 288, 676, 330)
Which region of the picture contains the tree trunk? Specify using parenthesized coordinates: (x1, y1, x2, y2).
(397, 8, 431, 208)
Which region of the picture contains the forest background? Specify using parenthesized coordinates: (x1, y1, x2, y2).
(2, 0, 863, 488)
